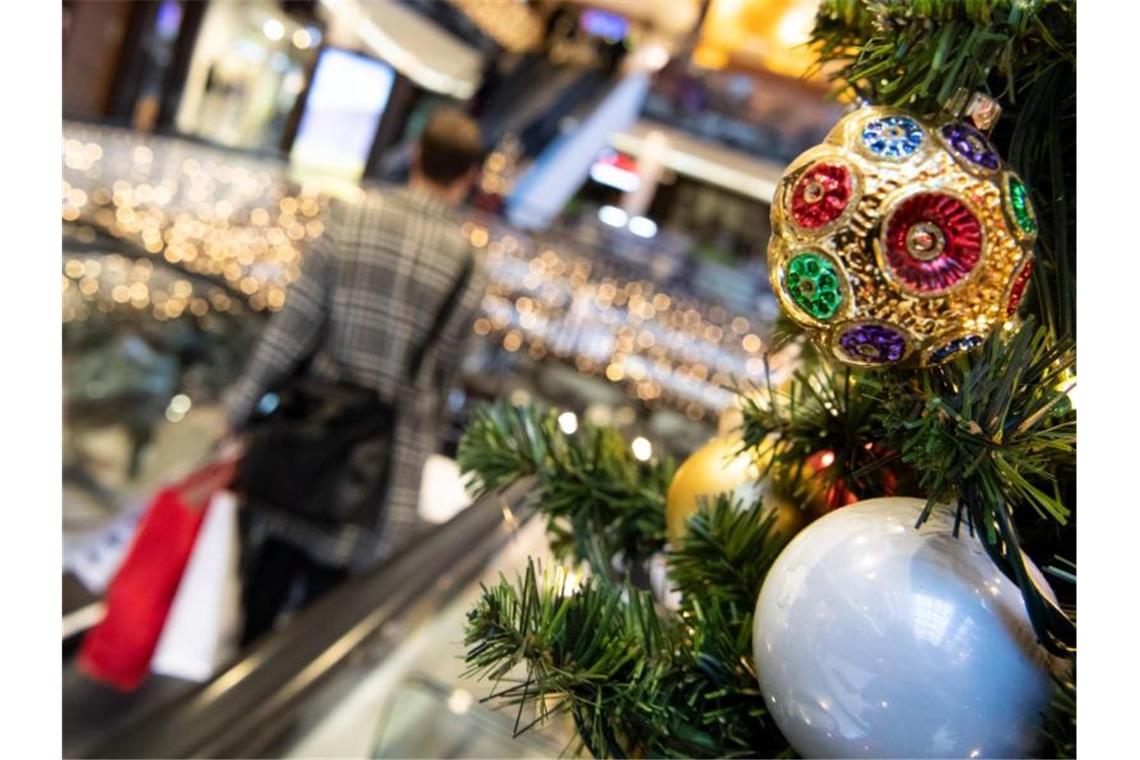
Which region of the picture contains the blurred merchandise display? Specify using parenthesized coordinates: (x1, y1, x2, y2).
(693, 0, 822, 79)
(466, 220, 792, 418)
(449, 0, 546, 53)
(62, 123, 333, 315)
(570, 139, 778, 276)
(643, 57, 840, 167)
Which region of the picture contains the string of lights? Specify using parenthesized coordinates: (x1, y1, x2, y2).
(63, 123, 330, 319)
(462, 220, 795, 419)
(63, 123, 793, 420)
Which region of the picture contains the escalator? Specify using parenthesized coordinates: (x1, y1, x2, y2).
(59, 121, 731, 758)
(63, 477, 570, 758)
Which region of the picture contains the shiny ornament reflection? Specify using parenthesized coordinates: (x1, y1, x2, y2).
(665, 436, 802, 545)
(753, 497, 1059, 758)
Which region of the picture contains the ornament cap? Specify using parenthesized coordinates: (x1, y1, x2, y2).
(944, 88, 1003, 133)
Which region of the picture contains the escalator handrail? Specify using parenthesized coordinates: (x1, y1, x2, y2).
(85, 478, 536, 759)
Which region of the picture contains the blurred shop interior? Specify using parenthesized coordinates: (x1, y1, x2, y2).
(61, 1, 841, 757)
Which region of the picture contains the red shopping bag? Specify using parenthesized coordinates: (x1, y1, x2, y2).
(78, 459, 237, 691)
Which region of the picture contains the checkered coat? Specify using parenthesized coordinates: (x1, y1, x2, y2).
(224, 186, 485, 570)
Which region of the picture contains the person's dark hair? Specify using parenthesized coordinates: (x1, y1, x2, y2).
(417, 108, 484, 185)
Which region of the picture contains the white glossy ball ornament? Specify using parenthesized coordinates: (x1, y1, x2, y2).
(752, 497, 1059, 759)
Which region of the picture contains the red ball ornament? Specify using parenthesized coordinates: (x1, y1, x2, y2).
(804, 448, 903, 513)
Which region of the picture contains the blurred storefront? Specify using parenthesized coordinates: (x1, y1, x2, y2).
(60, 0, 840, 534)
(61, 3, 849, 756)
(64, 0, 491, 176)
(174, 1, 318, 151)
(63, 0, 197, 126)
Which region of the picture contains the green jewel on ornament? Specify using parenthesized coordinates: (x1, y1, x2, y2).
(785, 252, 843, 321)
(1005, 174, 1037, 234)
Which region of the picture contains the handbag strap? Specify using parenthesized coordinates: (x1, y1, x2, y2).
(407, 254, 475, 382)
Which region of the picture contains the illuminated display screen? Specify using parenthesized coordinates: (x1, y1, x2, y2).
(290, 48, 395, 179)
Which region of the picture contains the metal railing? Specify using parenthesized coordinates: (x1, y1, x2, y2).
(78, 478, 535, 759)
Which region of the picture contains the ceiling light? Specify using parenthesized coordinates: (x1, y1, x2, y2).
(262, 19, 285, 42)
(292, 28, 313, 49)
(598, 205, 628, 228)
(628, 216, 658, 238)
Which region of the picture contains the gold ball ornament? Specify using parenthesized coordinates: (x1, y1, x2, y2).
(767, 105, 1037, 367)
(665, 436, 803, 544)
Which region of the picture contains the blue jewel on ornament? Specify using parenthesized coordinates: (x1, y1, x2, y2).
(861, 116, 925, 159)
(928, 334, 984, 363)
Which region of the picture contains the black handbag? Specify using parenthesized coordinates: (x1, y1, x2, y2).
(237, 255, 474, 529)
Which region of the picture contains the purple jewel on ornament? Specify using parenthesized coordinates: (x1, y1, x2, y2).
(837, 324, 907, 365)
(940, 122, 1000, 171)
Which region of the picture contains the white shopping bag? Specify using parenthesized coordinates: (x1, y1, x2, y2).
(63, 503, 146, 594)
(649, 552, 682, 612)
(151, 490, 242, 682)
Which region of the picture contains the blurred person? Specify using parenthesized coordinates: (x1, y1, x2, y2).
(223, 109, 486, 645)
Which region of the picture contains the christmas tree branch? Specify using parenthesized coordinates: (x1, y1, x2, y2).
(457, 401, 674, 575)
(1042, 672, 1076, 759)
(812, 0, 1075, 113)
(669, 495, 789, 628)
(736, 360, 911, 509)
(871, 318, 1075, 529)
(464, 559, 716, 758)
(464, 497, 798, 758)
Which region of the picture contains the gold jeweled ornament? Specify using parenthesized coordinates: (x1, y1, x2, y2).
(767, 99, 1037, 367)
(665, 436, 803, 545)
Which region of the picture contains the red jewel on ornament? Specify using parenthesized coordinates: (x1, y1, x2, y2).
(882, 192, 983, 295)
(1006, 258, 1033, 316)
(791, 163, 852, 229)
